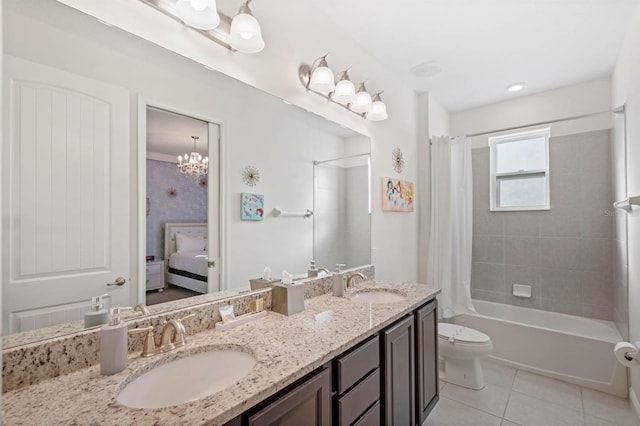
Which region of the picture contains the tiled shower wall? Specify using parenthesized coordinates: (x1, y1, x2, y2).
(471, 129, 614, 320)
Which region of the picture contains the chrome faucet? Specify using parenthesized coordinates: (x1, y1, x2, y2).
(318, 267, 330, 274)
(158, 319, 183, 352)
(128, 313, 195, 357)
(159, 313, 195, 352)
(346, 272, 367, 290)
(134, 303, 150, 315)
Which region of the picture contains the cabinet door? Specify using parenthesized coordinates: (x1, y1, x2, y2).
(416, 299, 439, 424)
(383, 315, 415, 426)
(248, 367, 331, 426)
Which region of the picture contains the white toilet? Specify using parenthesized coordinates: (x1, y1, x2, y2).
(438, 323, 493, 390)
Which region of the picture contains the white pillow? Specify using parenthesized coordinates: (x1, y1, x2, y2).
(175, 233, 205, 252)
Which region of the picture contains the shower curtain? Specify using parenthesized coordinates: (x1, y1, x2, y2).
(427, 136, 475, 318)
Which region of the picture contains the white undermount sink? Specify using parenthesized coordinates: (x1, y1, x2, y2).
(349, 289, 407, 304)
(117, 349, 256, 409)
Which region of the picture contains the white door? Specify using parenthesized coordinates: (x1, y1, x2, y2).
(3, 56, 131, 333)
(207, 122, 220, 293)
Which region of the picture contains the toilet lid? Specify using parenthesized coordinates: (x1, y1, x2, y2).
(438, 323, 490, 344)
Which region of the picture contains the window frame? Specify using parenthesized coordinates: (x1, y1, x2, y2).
(489, 128, 550, 212)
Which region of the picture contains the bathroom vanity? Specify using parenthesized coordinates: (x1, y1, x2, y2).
(2, 281, 439, 425)
(229, 298, 438, 425)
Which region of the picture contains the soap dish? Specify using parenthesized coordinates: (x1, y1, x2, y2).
(215, 310, 267, 331)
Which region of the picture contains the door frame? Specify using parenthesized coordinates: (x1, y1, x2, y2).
(136, 96, 226, 304)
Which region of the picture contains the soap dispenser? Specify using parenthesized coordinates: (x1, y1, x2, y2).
(100, 306, 132, 375)
(84, 294, 111, 328)
(308, 260, 319, 278)
(332, 263, 347, 297)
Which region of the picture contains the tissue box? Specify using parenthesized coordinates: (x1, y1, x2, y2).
(249, 278, 281, 290)
(271, 282, 305, 316)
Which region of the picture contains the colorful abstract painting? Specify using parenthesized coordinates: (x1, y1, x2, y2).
(241, 193, 265, 221)
(382, 177, 414, 212)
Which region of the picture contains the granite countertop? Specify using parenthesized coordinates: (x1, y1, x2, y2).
(2, 281, 439, 425)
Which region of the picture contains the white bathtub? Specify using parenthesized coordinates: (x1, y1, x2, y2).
(452, 300, 627, 397)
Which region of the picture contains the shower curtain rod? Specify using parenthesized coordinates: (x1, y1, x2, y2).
(461, 104, 626, 138)
(313, 152, 370, 165)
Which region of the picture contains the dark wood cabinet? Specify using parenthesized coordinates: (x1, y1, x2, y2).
(247, 366, 332, 426)
(231, 297, 439, 426)
(415, 299, 439, 424)
(382, 314, 415, 426)
(334, 335, 381, 426)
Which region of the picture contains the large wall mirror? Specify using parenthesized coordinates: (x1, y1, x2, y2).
(2, 0, 371, 345)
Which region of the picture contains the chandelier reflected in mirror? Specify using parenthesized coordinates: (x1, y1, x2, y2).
(177, 135, 209, 178)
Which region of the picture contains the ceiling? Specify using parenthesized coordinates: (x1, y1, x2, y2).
(311, 0, 639, 112)
(146, 107, 208, 158)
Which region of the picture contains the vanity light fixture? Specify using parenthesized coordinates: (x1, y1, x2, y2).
(178, 136, 209, 178)
(139, 0, 264, 53)
(332, 69, 356, 105)
(229, 0, 264, 53)
(350, 83, 373, 114)
(367, 92, 388, 121)
(175, 0, 220, 30)
(309, 55, 335, 95)
(299, 56, 387, 121)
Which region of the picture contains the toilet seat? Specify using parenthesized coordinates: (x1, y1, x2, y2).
(438, 323, 490, 344)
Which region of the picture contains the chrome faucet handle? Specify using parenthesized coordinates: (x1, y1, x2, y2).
(172, 313, 195, 347)
(128, 326, 157, 357)
(134, 303, 150, 315)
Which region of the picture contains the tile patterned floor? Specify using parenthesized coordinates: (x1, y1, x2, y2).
(425, 360, 639, 426)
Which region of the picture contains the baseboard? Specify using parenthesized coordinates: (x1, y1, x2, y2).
(630, 387, 640, 422)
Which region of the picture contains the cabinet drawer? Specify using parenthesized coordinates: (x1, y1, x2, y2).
(146, 263, 162, 275)
(338, 369, 380, 426)
(336, 335, 379, 394)
(353, 400, 380, 426)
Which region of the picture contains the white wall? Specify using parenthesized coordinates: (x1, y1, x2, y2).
(5, 2, 352, 288)
(428, 95, 451, 137)
(53, 0, 420, 283)
(451, 78, 613, 148)
(417, 93, 450, 283)
(612, 2, 640, 409)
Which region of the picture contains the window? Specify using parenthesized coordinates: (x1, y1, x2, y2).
(489, 128, 550, 211)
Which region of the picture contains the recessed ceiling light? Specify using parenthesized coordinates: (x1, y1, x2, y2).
(507, 83, 525, 93)
(411, 61, 443, 78)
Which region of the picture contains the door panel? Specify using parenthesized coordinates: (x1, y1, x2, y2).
(3, 56, 130, 333)
(383, 315, 415, 426)
(416, 299, 439, 424)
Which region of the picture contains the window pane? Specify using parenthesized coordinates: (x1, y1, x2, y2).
(495, 137, 546, 173)
(498, 175, 546, 208)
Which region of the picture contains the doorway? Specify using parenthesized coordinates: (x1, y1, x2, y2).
(142, 106, 220, 306)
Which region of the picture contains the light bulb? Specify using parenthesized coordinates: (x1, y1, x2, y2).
(367, 93, 388, 121)
(332, 70, 356, 104)
(175, 0, 220, 30)
(351, 84, 372, 114)
(309, 57, 335, 94)
(229, 3, 264, 53)
(189, 0, 207, 11)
